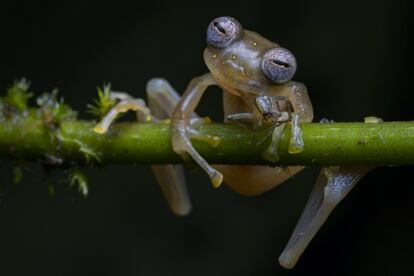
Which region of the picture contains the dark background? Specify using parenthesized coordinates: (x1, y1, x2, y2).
(0, 1, 413, 275)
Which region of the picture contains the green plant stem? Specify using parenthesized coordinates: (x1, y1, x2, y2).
(0, 115, 413, 166)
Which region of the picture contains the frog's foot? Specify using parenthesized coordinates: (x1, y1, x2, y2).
(187, 117, 221, 147)
(172, 122, 223, 188)
(279, 166, 373, 269)
(262, 123, 286, 163)
(288, 113, 304, 154)
(93, 95, 152, 134)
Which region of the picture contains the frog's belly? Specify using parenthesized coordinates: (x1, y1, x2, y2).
(213, 165, 304, 196)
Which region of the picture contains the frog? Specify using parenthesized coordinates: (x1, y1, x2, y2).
(93, 16, 373, 269)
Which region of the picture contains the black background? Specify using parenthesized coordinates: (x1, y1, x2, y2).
(0, 1, 413, 275)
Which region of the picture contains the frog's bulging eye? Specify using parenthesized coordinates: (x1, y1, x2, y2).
(207, 16, 242, 48)
(261, 48, 297, 84)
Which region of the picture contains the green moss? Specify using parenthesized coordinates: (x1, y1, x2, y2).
(36, 89, 77, 124)
(4, 78, 33, 111)
(68, 169, 89, 197)
(87, 83, 116, 119)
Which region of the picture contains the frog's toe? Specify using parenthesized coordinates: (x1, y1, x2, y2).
(288, 113, 305, 154)
(187, 119, 222, 147)
(211, 171, 224, 188)
(263, 124, 286, 163)
(93, 108, 119, 134)
(226, 112, 255, 128)
(93, 124, 107, 134)
(188, 130, 221, 147)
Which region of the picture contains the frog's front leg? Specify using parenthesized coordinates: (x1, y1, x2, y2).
(171, 73, 224, 188)
(280, 82, 314, 153)
(212, 92, 303, 195)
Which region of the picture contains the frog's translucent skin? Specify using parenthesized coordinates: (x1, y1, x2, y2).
(94, 80, 193, 216)
(279, 166, 374, 268)
(204, 30, 279, 96)
(171, 23, 314, 191)
(94, 16, 374, 269)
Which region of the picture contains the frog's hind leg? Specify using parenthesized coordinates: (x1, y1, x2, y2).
(93, 80, 192, 216)
(146, 78, 192, 216)
(279, 116, 383, 268)
(278, 166, 373, 269)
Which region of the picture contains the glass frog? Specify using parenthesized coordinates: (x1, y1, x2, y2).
(94, 16, 373, 269)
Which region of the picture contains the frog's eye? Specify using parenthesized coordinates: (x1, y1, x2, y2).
(207, 16, 242, 48)
(261, 48, 297, 84)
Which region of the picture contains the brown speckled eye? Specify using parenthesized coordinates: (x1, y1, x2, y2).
(206, 16, 242, 48)
(261, 47, 297, 84)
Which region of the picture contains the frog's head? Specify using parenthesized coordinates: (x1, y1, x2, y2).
(204, 16, 297, 95)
